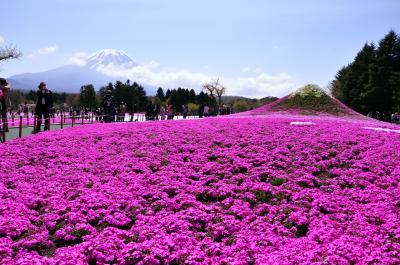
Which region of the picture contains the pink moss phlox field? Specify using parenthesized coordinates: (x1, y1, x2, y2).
(0, 115, 400, 264)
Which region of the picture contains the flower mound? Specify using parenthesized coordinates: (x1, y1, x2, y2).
(0, 116, 399, 264)
(241, 84, 362, 117)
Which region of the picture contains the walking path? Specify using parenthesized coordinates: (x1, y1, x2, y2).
(1, 114, 200, 142)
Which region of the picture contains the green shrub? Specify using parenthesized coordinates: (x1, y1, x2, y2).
(253, 190, 273, 203)
(271, 178, 287, 186)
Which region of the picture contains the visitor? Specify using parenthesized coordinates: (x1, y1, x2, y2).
(0, 88, 5, 134)
(182, 104, 188, 119)
(167, 104, 174, 120)
(102, 90, 116, 123)
(95, 107, 102, 121)
(35, 82, 53, 133)
(203, 104, 209, 117)
(118, 102, 126, 122)
(219, 105, 224, 115)
(160, 105, 166, 120)
(129, 104, 137, 122)
(395, 112, 400, 124)
(22, 101, 29, 117)
(147, 102, 159, 121)
(0, 78, 10, 132)
(17, 105, 22, 116)
(145, 101, 154, 121)
(154, 104, 160, 120)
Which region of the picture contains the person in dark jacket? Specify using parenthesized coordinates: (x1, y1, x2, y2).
(182, 104, 188, 119)
(0, 78, 10, 132)
(35, 82, 53, 132)
(102, 90, 116, 123)
(0, 88, 5, 134)
(145, 101, 154, 121)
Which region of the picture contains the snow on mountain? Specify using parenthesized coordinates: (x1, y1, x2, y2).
(84, 49, 138, 70)
(7, 49, 156, 94)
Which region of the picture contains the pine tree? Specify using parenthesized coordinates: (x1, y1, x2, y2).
(392, 34, 400, 111)
(189, 89, 196, 102)
(348, 43, 377, 113)
(165, 89, 171, 99)
(373, 30, 398, 112)
(79, 84, 97, 110)
(156, 87, 165, 101)
(332, 30, 400, 114)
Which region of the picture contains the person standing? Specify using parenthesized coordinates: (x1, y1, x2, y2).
(145, 101, 153, 121)
(95, 107, 102, 121)
(182, 104, 188, 119)
(159, 105, 166, 120)
(0, 89, 5, 134)
(35, 82, 53, 132)
(129, 104, 137, 122)
(102, 90, 116, 123)
(0, 78, 10, 132)
(154, 103, 160, 120)
(203, 104, 210, 117)
(167, 104, 174, 120)
(120, 102, 127, 122)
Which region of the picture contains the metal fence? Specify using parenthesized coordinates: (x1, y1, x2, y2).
(0, 113, 199, 143)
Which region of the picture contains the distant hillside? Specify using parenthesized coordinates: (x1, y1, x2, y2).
(8, 65, 113, 92)
(222, 95, 278, 104)
(222, 95, 278, 113)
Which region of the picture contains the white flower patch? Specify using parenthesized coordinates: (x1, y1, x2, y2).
(290, 121, 316, 126)
(363, 127, 400, 134)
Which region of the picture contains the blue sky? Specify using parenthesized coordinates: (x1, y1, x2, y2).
(1, 0, 399, 97)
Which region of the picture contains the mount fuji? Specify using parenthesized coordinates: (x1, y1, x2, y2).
(7, 49, 155, 94)
(84, 49, 138, 70)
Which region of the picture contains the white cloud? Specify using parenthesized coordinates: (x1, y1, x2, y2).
(224, 72, 297, 98)
(96, 62, 297, 98)
(0, 35, 4, 44)
(97, 62, 211, 90)
(67, 52, 88, 66)
(241, 66, 251, 73)
(241, 66, 263, 75)
(253, 67, 262, 74)
(28, 45, 59, 58)
(38, 45, 58, 54)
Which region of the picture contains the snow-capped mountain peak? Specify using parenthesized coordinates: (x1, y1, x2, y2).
(85, 49, 137, 70)
(8, 49, 158, 94)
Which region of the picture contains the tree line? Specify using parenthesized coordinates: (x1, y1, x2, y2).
(78, 80, 216, 114)
(331, 30, 400, 115)
(8, 81, 274, 115)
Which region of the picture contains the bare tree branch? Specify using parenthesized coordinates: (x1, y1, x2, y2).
(202, 78, 226, 113)
(0, 45, 22, 62)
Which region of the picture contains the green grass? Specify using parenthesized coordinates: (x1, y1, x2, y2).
(3, 123, 79, 141)
(271, 93, 350, 115)
(269, 84, 354, 115)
